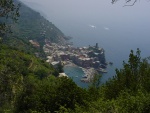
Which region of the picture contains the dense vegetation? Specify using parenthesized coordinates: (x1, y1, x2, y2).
(0, 44, 60, 111)
(1, 47, 150, 113)
(1, 0, 150, 113)
(1, 0, 65, 58)
(11, 1, 65, 45)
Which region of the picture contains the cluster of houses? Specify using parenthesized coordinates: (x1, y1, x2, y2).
(44, 40, 106, 70)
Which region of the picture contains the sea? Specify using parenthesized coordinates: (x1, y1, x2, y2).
(62, 22, 150, 88)
(21, 0, 150, 88)
(63, 66, 89, 88)
(57, 14, 150, 88)
(63, 64, 114, 88)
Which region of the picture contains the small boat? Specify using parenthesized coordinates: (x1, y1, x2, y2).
(82, 75, 88, 78)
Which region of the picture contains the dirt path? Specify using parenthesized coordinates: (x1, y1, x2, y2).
(28, 59, 33, 69)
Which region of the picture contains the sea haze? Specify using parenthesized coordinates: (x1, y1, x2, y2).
(20, 0, 150, 81)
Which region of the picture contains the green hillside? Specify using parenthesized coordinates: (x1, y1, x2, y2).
(1, 0, 150, 113)
(12, 1, 65, 45)
(0, 44, 60, 111)
(2, 0, 66, 58)
(1, 47, 150, 113)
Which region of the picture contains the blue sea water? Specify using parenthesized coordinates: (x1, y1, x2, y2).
(63, 66, 90, 88)
(21, 0, 150, 88)
(49, 2, 150, 88)
(63, 23, 150, 88)
(64, 64, 115, 88)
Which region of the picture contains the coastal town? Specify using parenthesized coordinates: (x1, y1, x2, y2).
(41, 39, 110, 82)
(29, 39, 110, 82)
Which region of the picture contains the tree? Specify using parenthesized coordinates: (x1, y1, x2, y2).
(15, 76, 89, 113)
(88, 74, 102, 100)
(0, 0, 20, 36)
(103, 49, 150, 99)
(112, 0, 138, 6)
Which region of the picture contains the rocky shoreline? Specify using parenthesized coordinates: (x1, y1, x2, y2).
(80, 68, 97, 83)
(63, 61, 97, 83)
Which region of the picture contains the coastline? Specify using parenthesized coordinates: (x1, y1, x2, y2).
(63, 61, 78, 67)
(63, 61, 97, 83)
(81, 68, 97, 83)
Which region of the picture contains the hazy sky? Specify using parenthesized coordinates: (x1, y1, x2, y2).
(19, 0, 150, 68)
(20, 0, 150, 32)
(19, 0, 150, 48)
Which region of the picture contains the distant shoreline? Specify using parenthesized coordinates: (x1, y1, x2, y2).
(63, 61, 97, 83)
(63, 61, 77, 67)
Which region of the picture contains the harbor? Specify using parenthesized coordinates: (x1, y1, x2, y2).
(64, 61, 97, 83)
(44, 41, 113, 86)
(80, 68, 97, 83)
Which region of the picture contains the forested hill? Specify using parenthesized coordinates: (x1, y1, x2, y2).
(2, 0, 66, 56)
(12, 0, 65, 44)
(1, 0, 150, 112)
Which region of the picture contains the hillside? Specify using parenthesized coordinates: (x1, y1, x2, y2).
(2, 0, 66, 58)
(0, 44, 60, 111)
(12, 1, 65, 44)
(1, 0, 150, 113)
(1, 47, 150, 112)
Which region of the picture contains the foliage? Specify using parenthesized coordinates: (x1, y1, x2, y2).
(0, 44, 58, 112)
(0, 0, 20, 36)
(1, 0, 66, 58)
(15, 77, 89, 113)
(103, 49, 150, 100)
(57, 62, 64, 73)
(112, 0, 138, 6)
(1, 0, 150, 112)
(11, 1, 65, 45)
(1, 44, 150, 113)
(87, 74, 102, 101)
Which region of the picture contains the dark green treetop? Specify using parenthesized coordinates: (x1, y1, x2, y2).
(0, 0, 20, 35)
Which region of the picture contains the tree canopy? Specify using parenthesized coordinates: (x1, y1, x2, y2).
(0, 0, 20, 35)
(1, 0, 150, 112)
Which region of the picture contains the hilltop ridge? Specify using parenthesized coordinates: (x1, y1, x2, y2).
(2, 0, 67, 58)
